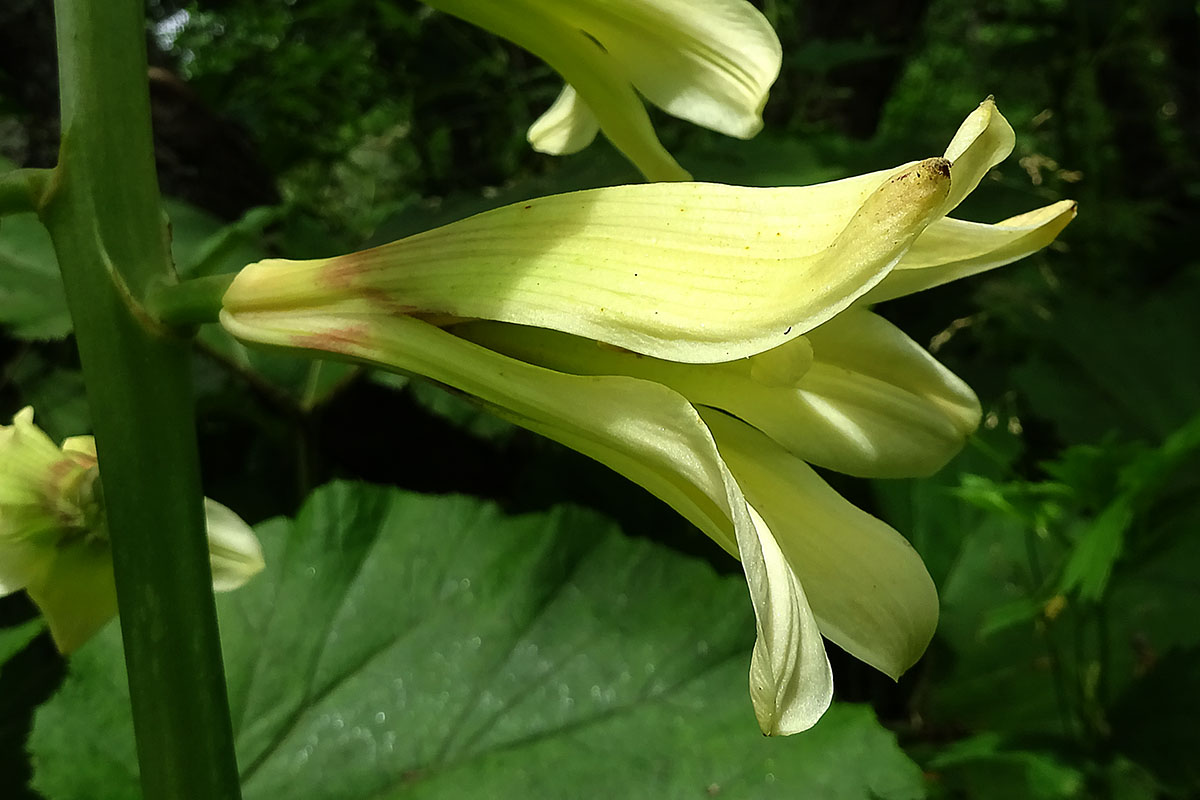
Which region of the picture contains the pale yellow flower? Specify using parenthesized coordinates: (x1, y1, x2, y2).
(424, 0, 781, 180)
(0, 408, 266, 652)
(220, 100, 1075, 733)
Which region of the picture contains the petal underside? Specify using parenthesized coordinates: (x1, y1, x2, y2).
(220, 307, 833, 735)
(552, 0, 782, 139)
(456, 308, 978, 479)
(426, 0, 689, 181)
(701, 410, 939, 680)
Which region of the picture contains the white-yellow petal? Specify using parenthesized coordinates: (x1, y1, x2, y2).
(701, 409, 939, 680)
(219, 306, 832, 735)
(425, 0, 689, 181)
(204, 499, 266, 592)
(0, 541, 49, 595)
(791, 308, 981, 477)
(528, 84, 601, 156)
(223, 158, 951, 364)
(552, 0, 782, 139)
(60, 435, 97, 461)
(456, 307, 977, 478)
(742, 503, 833, 735)
(0, 407, 65, 509)
(941, 97, 1016, 214)
(24, 539, 117, 654)
(866, 199, 1078, 303)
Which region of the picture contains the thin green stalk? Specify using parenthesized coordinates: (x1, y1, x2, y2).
(41, 2, 242, 798)
(147, 273, 236, 327)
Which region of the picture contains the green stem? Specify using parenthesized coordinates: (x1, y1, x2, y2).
(42, 2, 242, 798)
(0, 167, 54, 216)
(147, 273, 236, 327)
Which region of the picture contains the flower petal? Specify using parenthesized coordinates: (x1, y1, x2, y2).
(24, 540, 117, 654)
(457, 307, 977, 478)
(700, 409, 939, 679)
(527, 84, 602, 155)
(792, 308, 981, 477)
(0, 541, 48, 595)
(553, 0, 782, 139)
(220, 306, 831, 734)
(60, 435, 97, 462)
(0, 407, 66, 508)
(204, 499, 266, 592)
(865, 200, 1078, 303)
(425, 0, 689, 181)
(742, 502, 834, 734)
(223, 158, 951, 364)
(941, 97, 1016, 214)
(222, 306, 741, 553)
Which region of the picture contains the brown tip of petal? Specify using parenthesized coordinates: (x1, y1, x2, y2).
(854, 157, 952, 236)
(899, 157, 951, 183)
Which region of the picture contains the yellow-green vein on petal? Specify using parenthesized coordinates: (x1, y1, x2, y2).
(222, 157, 952, 365)
(700, 409, 939, 680)
(218, 305, 833, 735)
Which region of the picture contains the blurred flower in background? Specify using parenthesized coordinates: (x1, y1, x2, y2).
(0, 408, 266, 653)
(423, 0, 782, 180)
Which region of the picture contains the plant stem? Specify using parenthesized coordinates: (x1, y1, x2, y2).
(147, 273, 237, 327)
(42, 2, 242, 798)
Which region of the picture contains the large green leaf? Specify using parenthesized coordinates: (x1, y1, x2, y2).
(30, 483, 924, 800)
(0, 191, 270, 342)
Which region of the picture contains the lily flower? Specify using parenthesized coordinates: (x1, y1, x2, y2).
(0, 407, 266, 653)
(219, 100, 1075, 733)
(423, 0, 782, 181)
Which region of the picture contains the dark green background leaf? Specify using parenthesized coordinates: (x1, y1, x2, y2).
(30, 483, 924, 800)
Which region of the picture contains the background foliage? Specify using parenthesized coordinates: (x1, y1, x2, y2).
(1, 0, 1198, 797)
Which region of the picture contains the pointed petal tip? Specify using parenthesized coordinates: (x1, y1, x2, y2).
(755, 693, 831, 736)
(527, 84, 601, 155)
